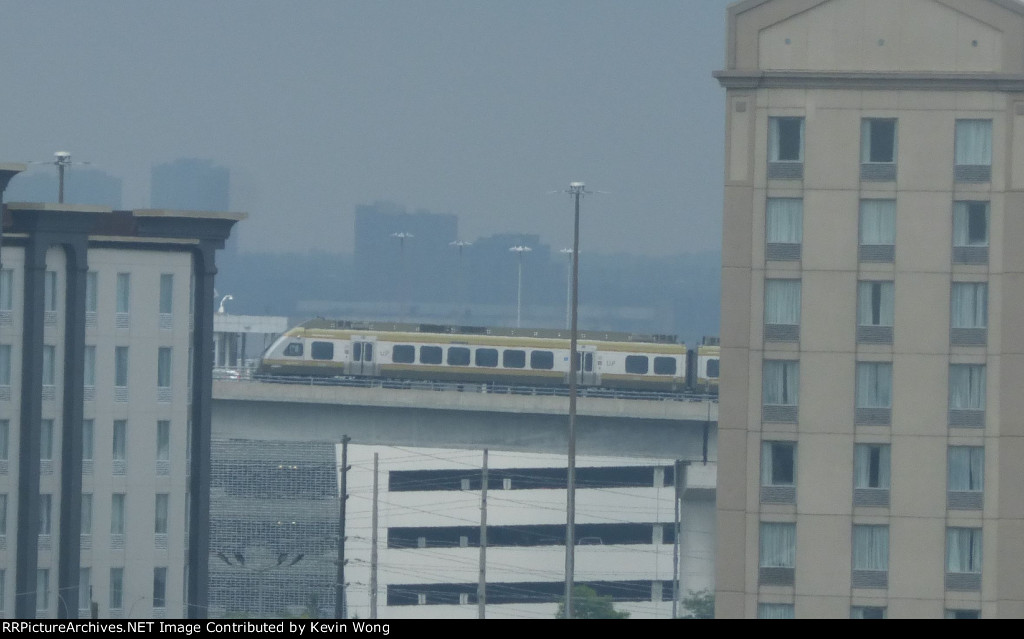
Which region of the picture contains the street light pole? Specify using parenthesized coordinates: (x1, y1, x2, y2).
(559, 248, 574, 330)
(564, 181, 586, 619)
(509, 245, 531, 328)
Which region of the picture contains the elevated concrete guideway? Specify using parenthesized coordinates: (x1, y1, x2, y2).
(212, 380, 718, 460)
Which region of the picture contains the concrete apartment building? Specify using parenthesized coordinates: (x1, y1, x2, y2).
(714, 0, 1024, 619)
(0, 166, 241, 618)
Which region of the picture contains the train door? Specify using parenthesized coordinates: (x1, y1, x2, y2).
(573, 345, 599, 386)
(349, 336, 379, 376)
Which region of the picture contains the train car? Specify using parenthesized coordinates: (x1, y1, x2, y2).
(695, 336, 720, 394)
(258, 319, 688, 392)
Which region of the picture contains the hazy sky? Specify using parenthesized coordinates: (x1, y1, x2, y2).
(0, 1, 731, 256)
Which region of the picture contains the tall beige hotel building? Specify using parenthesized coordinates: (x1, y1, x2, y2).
(714, 0, 1024, 619)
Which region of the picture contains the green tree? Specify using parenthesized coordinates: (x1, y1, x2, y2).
(679, 589, 715, 619)
(556, 585, 630, 619)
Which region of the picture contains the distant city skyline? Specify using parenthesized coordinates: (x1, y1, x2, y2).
(0, 1, 731, 256)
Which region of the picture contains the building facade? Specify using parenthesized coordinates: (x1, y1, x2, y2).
(715, 0, 1024, 618)
(0, 188, 241, 617)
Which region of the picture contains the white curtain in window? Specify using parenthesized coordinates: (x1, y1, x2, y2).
(949, 447, 984, 492)
(759, 522, 796, 568)
(758, 604, 795, 619)
(951, 283, 987, 329)
(853, 525, 889, 571)
(36, 569, 48, 612)
(955, 120, 992, 166)
(157, 421, 170, 461)
(116, 273, 130, 313)
(113, 421, 126, 460)
(155, 494, 169, 534)
(950, 365, 986, 410)
(860, 200, 896, 245)
(765, 280, 801, 325)
(766, 199, 803, 244)
(946, 528, 982, 573)
(42, 346, 55, 386)
(953, 202, 989, 247)
(86, 272, 97, 313)
(763, 361, 799, 406)
(856, 363, 892, 408)
(857, 282, 894, 327)
(854, 444, 891, 489)
(158, 348, 172, 388)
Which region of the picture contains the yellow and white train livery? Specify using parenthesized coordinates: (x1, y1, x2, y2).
(258, 319, 688, 392)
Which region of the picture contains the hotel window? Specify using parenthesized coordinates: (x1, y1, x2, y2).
(37, 569, 49, 614)
(955, 120, 992, 182)
(39, 494, 52, 535)
(856, 363, 892, 425)
(84, 345, 96, 393)
(44, 270, 57, 320)
(157, 420, 170, 463)
(42, 345, 56, 396)
(81, 494, 92, 535)
(854, 444, 890, 494)
(764, 279, 801, 341)
(0, 269, 11, 319)
(158, 347, 172, 402)
(766, 198, 803, 261)
(82, 419, 94, 463)
(111, 494, 126, 535)
(78, 567, 91, 613)
(948, 446, 984, 510)
(116, 273, 130, 313)
(0, 494, 6, 536)
(114, 346, 129, 401)
(953, 202, 989, 264)
(153, 568, 167, 609)
(86, 271, 98, 312)
(763, 360, 799, 423)
(761, 442, 796, 504)
(110, 568, 124, 610)
(861, 119, 897, 181)
(859, 200, 896, 262)
(159, 274, 173, 330)
(0, 345, 9, 389)
(40, 419, 53, 462)
(857, 282, 894, 344)
(949, 364, 985, 428)
(0, 421, 5, 469)
(951, 283, 987, 346)
(759, 522, 796, 586)
(768, 117, 804, 179)
(758, 604, 795, 619)
(946, 527, 982, 591)
(113, 420, 127, 464)
(155, 494, 169, 534)
(852, 525, 889, 588)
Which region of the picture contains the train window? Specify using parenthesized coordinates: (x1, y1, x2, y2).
(353, 343, 362, 360)
(364, 343, 373, 362)
(311, 341, 335, 361)
(447, 347, 471, 366)
(625, 355, 649, 375)
(502, 350, 526, 369)
(420, 346, 443, 365)
(706, 359, 720, 378)
(575, 352, 594, 372)
(393, 345, 415, 364)
(654, 357, 677, 376)
(475, 348, 498, 368)
(530, 351, 554, 370)
(283, 343, 303, 357)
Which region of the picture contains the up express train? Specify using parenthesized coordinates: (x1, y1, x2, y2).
(257, 319, 721, 394)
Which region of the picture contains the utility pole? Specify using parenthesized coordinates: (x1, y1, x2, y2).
(335, 435, 351, 619)
(564, 181, 587, 619)
(675, 461, 688, 617)
(370, 452, 379, 619)
(478, 449, 488, 619)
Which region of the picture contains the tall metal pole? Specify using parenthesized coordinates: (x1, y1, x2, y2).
(672, 460, 682, 618)
(564, 181, 585, 618)
(560, 248, 573, 330)
(478, 449, 488, 619)
(335, 435, 350, 619)
(370, 452, 379, 618)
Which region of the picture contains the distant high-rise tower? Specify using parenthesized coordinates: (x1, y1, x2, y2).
(152, 159, 234, 252)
